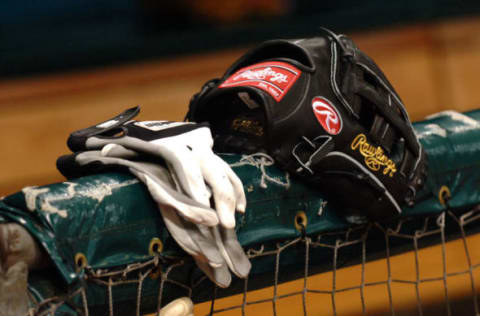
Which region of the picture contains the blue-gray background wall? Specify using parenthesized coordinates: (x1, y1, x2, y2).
(1, 0, 479, 77)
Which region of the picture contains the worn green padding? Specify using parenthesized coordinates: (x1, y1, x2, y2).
(1, 110, 480, 314)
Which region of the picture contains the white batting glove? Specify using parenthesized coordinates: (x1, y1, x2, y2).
(58, 106, 246, 229)
(56, 107, 251, 287)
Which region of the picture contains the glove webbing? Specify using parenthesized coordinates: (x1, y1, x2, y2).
(330, 34, 423, 183)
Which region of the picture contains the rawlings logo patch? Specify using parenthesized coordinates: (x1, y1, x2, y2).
(312, 97, 342, 135)
(351, 134, 397, 177)
(219, 61, 301, 102)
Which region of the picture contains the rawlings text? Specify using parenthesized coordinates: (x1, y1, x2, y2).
(351, 134, 397, 177)
(220, 61, 301, 102)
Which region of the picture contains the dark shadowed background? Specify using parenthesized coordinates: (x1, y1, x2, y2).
(2, 0, 480, 77)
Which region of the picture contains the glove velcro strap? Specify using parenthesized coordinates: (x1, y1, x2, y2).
(292, 136, 334, 175)
(124, 121, 210, 142)
(68, 106, 140, 151)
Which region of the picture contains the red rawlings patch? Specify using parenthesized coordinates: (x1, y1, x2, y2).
(219, 61, 301, 102)
(312, 97, 342, 135)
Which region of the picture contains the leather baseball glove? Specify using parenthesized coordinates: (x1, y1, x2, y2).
(186, 28, 428, 221)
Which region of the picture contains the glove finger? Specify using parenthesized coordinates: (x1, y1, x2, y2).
(101, 143, 139, 159)
(161, 126, 216, 206)
(192, 225, 224, 268)
(156, 204, 203, 258)
(217, 228, 251, 278)
(159, 205, 223, 267)
(162, 203, 247, 282)
(57, 151, 112, 179)
(218, 157, 247, 213)
(197, 151, 237, 229)
(134, 171, 219, 226)
(57, 153, 83, 179)
(194, 257, 231, 288)
(163, 146, 211, 206)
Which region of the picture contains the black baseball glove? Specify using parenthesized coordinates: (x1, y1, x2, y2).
(186, 28, 428, 221)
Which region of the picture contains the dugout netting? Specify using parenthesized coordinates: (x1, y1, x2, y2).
(27, 204, 480, 316)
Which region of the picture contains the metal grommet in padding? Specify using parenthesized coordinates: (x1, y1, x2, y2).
(294, 211, 308, 232)
(75, 253, 88, 272)
(149, 238, 163, 256)
(438, 185, 451, 206)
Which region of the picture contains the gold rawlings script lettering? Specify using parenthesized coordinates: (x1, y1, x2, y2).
(350, 134, 397, 177)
